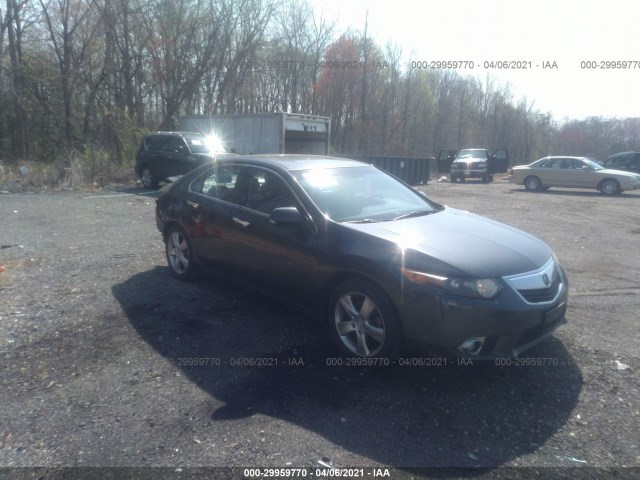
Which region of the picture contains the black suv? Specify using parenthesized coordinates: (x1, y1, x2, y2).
(603, 151, 640, 174)
(135, 131, 229, 188)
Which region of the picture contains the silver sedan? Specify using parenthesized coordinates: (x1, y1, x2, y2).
(509, 156, 640, 195)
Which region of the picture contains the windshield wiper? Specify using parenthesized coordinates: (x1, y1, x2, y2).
(392, 210, 434, 221)
(345, 218, 379, 223)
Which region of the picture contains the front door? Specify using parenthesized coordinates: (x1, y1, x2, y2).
(436, 150, 458, 174)
(488, 148, 509, 173)
(225, 167, 322, 309)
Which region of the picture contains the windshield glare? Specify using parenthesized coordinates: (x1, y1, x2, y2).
(187, 135, 226, 154)
(456, 149, 487, 160)
(293, 166, 438, 222)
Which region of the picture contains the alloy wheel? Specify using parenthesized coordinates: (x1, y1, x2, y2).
(334, 291, 386, 357)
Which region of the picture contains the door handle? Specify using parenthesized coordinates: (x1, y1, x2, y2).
(232, 217, 250, 228)
(186, 200, 199, 209)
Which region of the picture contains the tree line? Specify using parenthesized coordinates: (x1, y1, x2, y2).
(1, 0, 638, 179)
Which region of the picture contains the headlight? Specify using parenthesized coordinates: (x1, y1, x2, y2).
(401, 268, 502, 299)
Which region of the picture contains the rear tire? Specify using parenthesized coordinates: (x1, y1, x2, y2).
(524, 176, 541, 191)
(165, 225, 200, 281)
(328, 278, 401, 359)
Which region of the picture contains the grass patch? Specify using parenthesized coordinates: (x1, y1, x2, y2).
(0, 149, 137, 192)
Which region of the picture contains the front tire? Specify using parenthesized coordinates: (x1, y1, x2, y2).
(599, 179, 620, 195)
(165, 225, 199, 280)
(524, 176, 542, 191)
(141, 166, 158, 188)
(328, 278, 401, 358)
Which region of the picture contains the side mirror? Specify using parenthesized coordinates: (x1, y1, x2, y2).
(269, 207, 304, 227)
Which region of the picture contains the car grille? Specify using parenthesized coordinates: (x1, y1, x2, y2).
(517, 271, 561, 303)
(470, 162, 486, 169)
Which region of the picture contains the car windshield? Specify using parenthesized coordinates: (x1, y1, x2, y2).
(583, 158, 605, 170)
(186, 135, 227, 154)
(292, 166, 440, 222)
(455, 149, 487, 160)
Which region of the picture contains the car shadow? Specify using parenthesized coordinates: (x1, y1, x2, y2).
(112, 267, 583, 469)
(508, 188, 640, 198)
(109, 185, 161, 197)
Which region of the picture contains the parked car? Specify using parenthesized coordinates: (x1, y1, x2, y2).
(156, 155, 568, 360)
(603, 151, 640, 174)
(437, 148, 509, 183)
(509, 156, 640, 195)
(135, 131, 231, 188)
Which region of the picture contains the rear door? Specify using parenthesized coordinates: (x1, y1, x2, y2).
(488, 148, 509, 173)
(542, 157, 574, 186)
(436, 150, 458, 174)
(183, 164, 246, 274)
(161, 136, 193, 177)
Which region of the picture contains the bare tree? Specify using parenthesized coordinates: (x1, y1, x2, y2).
(39, 0, 97, 149)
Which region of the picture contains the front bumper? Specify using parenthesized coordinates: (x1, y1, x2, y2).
(451, 170, 487, 179)
(398, 266, 569, 360)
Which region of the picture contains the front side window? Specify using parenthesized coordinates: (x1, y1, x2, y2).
(161, 137, 186, 153)
(241, 168, 297, 215)
(581, 158, 604, 170)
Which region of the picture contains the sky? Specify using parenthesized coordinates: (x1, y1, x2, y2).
(312, 0, 639, 121)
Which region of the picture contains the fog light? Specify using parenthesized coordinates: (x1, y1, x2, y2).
(458, 337, 486, 356)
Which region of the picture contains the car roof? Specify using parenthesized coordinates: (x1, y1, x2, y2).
(537, 156, 591, 160)
(148, 131, 205, 138)
(607, 151, 639, 158)
(220, 154, 369, 171)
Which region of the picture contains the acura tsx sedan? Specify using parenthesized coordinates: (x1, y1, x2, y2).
(156, 155, 568, 359)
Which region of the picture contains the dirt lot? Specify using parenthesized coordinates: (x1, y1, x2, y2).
(1, 178, 639, 479)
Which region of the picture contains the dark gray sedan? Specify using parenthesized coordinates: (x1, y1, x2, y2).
(156, 155, 568, 359)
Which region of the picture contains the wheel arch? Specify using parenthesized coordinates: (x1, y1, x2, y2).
(162, 220, 181, 241)
(319, 269, 403, 332)
(597, 177, 621, 193)
(322, 270, 405, 357)
(524, 174, 542, 190)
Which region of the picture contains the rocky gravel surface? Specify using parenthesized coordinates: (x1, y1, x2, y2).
(1, 180, 639, 479)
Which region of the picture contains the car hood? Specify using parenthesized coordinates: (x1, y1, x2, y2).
(600, 168, 640, 180)
(344, 207, 552, 278)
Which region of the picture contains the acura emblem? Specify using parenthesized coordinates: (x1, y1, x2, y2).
(542, 273, 550, 286)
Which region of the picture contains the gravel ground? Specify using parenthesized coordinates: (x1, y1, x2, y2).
(1, 179, 639, 479)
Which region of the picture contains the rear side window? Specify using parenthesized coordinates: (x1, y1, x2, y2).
(144, 135, 167, 151)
